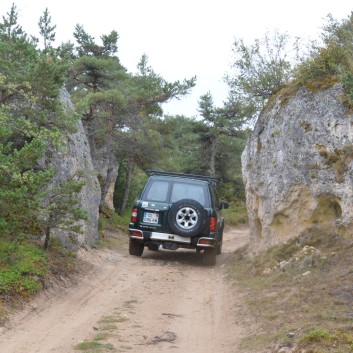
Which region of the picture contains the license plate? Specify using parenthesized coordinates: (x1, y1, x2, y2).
(143, 212, 159, 224)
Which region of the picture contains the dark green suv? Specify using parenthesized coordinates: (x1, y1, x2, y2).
(128, 171, 228, 265)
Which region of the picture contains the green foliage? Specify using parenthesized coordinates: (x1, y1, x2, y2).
(196, 92, 250, 197)
(75, 340, 115, 351)
(342, 71, 353, 104)
(297, 328, 330, 345)
(294, 13, 353, 91)
(155, 115, 206, 175)
(73, 25, 119, 58)
(0, 111, 53, 238)
(66, 27, 196, 214)
(221, 202, 248, 226)
(0, 239, 47, 296)
(225, 31, 299, 118)
(294, 46, 342, 86)
(38, 8, 56, 50)
(145, 114, 249, 202)
(114, 166, 147, 213)
(217, 131, 249, 200)
(0, 3, 26, 39)
(40, 178, 88, 249)
(295, 328, 353, 352)
(0, 4, 82, 248)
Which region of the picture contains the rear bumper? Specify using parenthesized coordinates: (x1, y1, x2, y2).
(128, 229, 215, 248)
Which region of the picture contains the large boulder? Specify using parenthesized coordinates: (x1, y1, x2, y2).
(242, 83, 353, 253)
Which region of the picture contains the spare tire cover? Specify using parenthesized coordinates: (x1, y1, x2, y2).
(168, 198, 207, 237)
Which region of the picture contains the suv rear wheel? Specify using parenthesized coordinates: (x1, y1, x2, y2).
(168, 199, 207, 237)
(129, 239, 144, 256)
(216, 229, 223, 255)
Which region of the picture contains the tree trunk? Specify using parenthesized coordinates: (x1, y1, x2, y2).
(44, 223, 51, 250)
(210, 133, 218, 178)
(100, 113, 117, 215)
(119, 155, 134, 216)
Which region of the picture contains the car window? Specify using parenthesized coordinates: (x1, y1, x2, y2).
(170, 182, 206, 206)
(144, 180, 170, 202)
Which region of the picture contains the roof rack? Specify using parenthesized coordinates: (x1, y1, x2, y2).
(147, 170, 218, 186)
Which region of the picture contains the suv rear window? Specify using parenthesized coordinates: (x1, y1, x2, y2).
(142, 178, 208, 206)
(170, 182, 206, 205)
(144, 180, 169, 202)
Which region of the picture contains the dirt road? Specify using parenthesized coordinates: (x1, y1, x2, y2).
(0, 227, 249, 353)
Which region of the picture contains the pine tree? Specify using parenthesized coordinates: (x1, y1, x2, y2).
(66, 28, 196, 215)
(0, 6, 84, 246)
(38, 8, 56, 50)
(198, 92, 251, 179)
(0, 109, 53, 239)
(0, 3, 24, 38)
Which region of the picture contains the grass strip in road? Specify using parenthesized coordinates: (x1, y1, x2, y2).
(74, 299, 139, 352)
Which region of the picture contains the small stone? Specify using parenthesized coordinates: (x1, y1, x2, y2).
(152, 331, 177, 343)
(279, 261, 287, 269)
(263, 268, 272, 275)
(287, 332, 295, 338)
(302, 271, 311, 276)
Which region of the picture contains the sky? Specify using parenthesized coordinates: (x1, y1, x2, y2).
(0, 0, 352, 118)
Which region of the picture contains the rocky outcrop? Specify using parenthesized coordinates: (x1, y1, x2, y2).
(48, 89, 101, 247)
(82, 118, 118, 216)
(242, 83, 353, 253)
(88, 141, 119, 216)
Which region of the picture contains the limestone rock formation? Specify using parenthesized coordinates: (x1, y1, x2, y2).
(242, 83, 353, 253)
(48, 89, 101, 247)
(81, 115, 118, 216)
(86, 140, 118, 217)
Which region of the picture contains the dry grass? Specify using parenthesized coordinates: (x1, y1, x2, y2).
(228, 230, 353, 353)
(95, 229, 128, 250)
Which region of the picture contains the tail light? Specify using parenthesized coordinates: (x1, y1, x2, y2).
(209, 217, 217, 231)
(198, 238, 215, 247)
(131, 208, 138, 222)
(199, 238, 212, 245)
(130, 230, 143, 237)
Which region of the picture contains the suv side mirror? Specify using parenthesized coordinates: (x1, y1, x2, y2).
(219, 202, 229, 210)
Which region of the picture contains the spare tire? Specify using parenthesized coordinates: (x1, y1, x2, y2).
(168, 199, 207, 237)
